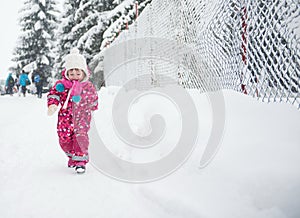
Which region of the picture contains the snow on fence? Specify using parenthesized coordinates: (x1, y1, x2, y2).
(92, 0, 300, 109)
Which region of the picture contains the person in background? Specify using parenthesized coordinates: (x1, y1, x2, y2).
(33, 71, 43, 98)
(16, 75, 22, 97)
(15, 76, 20, 93)
(19, 70, 30, 97)
(5, 73, 15, 96)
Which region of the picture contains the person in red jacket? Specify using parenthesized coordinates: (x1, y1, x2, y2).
(47, 48, 98, 174)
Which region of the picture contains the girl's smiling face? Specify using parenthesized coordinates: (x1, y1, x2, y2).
(67, 68, 85, 81)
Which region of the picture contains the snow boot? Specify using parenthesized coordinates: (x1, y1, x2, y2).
(75, 165, 86, 174)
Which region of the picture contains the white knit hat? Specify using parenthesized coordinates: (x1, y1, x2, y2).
(64, 48, 88, 80)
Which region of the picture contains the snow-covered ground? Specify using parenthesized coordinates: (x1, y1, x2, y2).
(0, 88, 299, 218)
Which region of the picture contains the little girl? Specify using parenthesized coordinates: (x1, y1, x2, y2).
(47, 48, 98, 174)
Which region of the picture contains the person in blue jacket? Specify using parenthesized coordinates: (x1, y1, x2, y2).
(19, 70, 31, 97)
(33, 71, 43, 98)
(5, 73, 15, 95)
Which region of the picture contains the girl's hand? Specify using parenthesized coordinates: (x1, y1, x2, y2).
(47, 104, 58, 116)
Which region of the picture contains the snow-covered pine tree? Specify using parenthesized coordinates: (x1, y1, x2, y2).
(55, 0, 82, 77)
(74, 0, 122, 88)
(73, 0, 107, 62)
(99, 0, 152, 51)
(88, 0, 151, 89)
(55, 0, 121, 81)
(104, 0, 120, 10)
(55, 0, 149, 87)
(12, 0, 59, 84)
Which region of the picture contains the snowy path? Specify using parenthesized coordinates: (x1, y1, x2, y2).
(0, 90, 300, 218)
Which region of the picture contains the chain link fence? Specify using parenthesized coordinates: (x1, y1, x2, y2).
(92, 0, 299, 109)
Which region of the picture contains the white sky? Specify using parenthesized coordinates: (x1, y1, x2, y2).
(0, 0, 23, 79)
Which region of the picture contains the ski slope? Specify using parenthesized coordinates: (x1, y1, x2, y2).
(0, 88, 299, 218)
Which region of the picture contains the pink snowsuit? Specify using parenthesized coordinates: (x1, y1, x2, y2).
(47, 70, 98, 165)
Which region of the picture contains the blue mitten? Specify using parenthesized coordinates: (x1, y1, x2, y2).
(72, 95, 81, 103)
(55, 83, 65, 92)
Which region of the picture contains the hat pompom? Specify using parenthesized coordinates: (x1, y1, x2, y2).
(70, 47, 80, 54)
(56, 83, 65, 92)
(72, 95, 81, 103)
